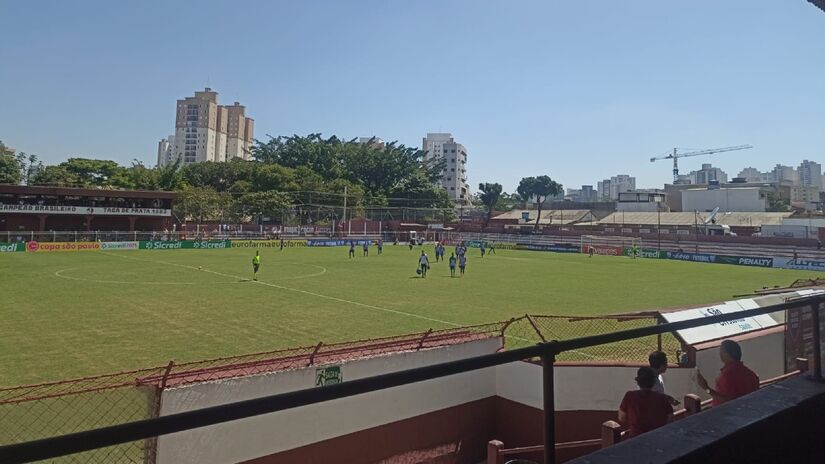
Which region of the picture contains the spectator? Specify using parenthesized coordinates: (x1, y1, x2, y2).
(618, 367, 674, 438)
(648, 351, 680, 406)
(697, 339, 759, 407)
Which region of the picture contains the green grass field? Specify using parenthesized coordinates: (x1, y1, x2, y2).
(0, 245, 817, 387)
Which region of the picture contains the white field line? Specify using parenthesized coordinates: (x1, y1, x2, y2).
(100, 252, 463, 328)
(98, 252, 597, 357)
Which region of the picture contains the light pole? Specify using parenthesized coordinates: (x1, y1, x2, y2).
(657, 201, 662, 251)
(694, 210, 699, 253)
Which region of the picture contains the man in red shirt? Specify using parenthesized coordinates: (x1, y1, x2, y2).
(697, 339, 760, 406)
(618, 367, 674, 437)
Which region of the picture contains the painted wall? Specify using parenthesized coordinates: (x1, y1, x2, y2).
(157, 338, 501, 464)
(695, 330, 786, 383)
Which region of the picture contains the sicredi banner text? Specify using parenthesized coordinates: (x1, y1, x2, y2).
(100, 241, 139, 250)
(26, 241, 101, 252)
(0, 242, 25, 253)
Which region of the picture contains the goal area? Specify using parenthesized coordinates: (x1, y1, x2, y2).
(580, 235, 642, 256)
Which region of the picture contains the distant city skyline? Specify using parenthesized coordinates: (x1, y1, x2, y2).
(1, 1, 824, 192)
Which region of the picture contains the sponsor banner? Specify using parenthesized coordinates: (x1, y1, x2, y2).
(516, 243, 580, 253)
(26, 241, 101, 252)
(623, 247, 665, 259)
(0, 204, 171, 217)
(231, 240, 307, 248)
(307, 239, 373, 247)
(716, 255, 774, 268)
(665, 251, 717, 263)
(774, 258, 825, 272)
(462, 240, 516, 249)
(494, 242, 517, 250)
(139, 240, 231, 250)
(582, 245, 623, 256)
(661, 298, 780, 345)
(0, 242, 25, 253)
(100, 241, 139, 250)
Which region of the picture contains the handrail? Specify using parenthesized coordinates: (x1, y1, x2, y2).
(0, 295, 822, 464)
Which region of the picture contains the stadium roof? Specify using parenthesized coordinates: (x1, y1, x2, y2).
(595, 212, 792, 227)
(493, 209, 594, 225)
(810, 0, 825, 14)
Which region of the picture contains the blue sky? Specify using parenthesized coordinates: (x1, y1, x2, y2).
(1, 0, 823, 192)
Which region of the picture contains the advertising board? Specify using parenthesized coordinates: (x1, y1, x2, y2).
(25, 241, 101, 252)
(665, 251, 717, 263)
(774, 258, 825, 272)
(0, 242, 25, 253)
(230, 240, 307, 248)
(581, 245, 623, 256)
(139, 240, 231, 250)
(661, 298, 780, 346)
(100, 241, 139, 250)
(622, 247, 665, 259)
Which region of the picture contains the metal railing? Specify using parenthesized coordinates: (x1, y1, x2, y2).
(0, 296, 822, 464)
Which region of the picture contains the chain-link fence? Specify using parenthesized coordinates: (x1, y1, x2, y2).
(0, 322, 508, 463)
(0, 314, 681, 462)
(502, 313, 682, 363)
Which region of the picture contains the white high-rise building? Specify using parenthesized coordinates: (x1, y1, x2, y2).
(422, 133, 470, 202)
(156, 135, 176, 167)
(769, 164, 798, 184)
(798, 160, 822, 189)
(170, 88, 254, 166)
(737, 167, 763, 182)
(598, 175, 636, 200)
(688, 163, 728, 185)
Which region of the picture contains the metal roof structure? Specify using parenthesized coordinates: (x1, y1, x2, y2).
(595, 211, 792, 227)
(492, 209, 595, 225)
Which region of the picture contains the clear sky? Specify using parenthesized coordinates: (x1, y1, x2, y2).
(1, 0, 823, 192)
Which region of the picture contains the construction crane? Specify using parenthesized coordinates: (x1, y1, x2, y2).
(650, 145, 753, 183)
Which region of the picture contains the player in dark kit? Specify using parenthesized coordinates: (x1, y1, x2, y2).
(377, 239, 383, 255)
(363, 241, 369, 257)
(349, 241, 355, 258)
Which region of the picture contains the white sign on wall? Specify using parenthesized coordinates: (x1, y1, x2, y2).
(661, 299, 780, 345)
(0, 204, 171, 217)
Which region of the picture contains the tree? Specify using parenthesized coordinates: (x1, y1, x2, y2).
(61, 158, 126, 187)
(478, 182, 503, 228)
(766, 191, 791, 212)
(15, 152, 42, 185)
(517, 175, 563, 231)
(175, 186, 230, 223)
(235, 191, 291, 223)
(30, 165, 80, 186)
(0, 140, 22, 184)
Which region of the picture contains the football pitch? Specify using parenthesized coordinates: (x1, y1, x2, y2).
(0, 245, 816, 387)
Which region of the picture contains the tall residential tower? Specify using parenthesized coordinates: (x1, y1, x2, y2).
(160, 88, 254, 166)
(421, 133, 470, 202)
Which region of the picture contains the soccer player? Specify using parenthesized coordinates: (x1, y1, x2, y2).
(480, 241, 486, 258)
(280, 238, 284, 251)
(363, 241, 369, 257)
(252, 251, 261, 281)
(489, 242, 496, 255)
(349, 241, 355, 258)
(449, 253, 457, 277)
(377, 239, 383, 255)
(459, 253, 467, 276)
(589, 246, 595, 258)
(419, 250, 430, 278)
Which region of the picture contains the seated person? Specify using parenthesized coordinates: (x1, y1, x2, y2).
(618, 367, 674, 437)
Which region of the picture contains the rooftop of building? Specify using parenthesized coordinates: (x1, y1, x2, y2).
(492, 209, 594, 224)
(596, 211, 792, 227)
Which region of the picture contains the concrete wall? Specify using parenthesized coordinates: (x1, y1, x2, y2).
(695, 329, 786, 383)
(157, 338, 500, 464)
(681, 188, 766, 212)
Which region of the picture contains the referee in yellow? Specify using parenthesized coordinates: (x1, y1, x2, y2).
(252, 251, 261, 281)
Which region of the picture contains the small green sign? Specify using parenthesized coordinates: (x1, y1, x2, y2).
(315, 365, 342, 387)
